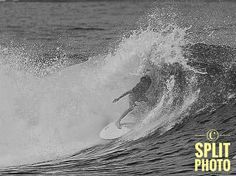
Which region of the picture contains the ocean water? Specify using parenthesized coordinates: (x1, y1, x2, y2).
(0, 1, 236, 175)
(0, 1, 152, 65)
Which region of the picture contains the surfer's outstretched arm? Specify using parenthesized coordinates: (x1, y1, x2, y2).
(113, 90, 132, 103)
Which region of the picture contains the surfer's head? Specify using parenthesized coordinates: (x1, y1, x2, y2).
(140, 75, 150, 82)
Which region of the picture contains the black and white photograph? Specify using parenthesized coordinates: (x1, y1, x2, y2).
(0, 0, 236, 175)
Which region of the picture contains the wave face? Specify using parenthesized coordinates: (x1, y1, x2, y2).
(1, 4, 236, 176)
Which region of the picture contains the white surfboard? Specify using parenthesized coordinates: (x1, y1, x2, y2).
(99, 122, 132, 140)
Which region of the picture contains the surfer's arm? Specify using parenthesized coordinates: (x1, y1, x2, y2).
(113, 90, 132, 103)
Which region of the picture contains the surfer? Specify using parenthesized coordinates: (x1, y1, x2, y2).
(112, 71, 152, 129)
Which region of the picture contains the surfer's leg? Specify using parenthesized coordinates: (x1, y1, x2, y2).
(116, 106, 134, 129)
(116, 93, 136, 129)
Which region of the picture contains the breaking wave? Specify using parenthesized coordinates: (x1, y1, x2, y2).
(0, 14, 236, 168)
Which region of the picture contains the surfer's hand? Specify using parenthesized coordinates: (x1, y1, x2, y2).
(113, 98, 119, 103)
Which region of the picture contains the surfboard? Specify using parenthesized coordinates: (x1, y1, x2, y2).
(99, 122, 132, 139)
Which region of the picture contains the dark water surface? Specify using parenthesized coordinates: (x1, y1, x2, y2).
(0, 1, 153, 61)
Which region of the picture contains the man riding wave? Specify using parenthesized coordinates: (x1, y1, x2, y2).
(112, 70, 152, 129)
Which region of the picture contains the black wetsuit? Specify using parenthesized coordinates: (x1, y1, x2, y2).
(129, 75, 152, 106)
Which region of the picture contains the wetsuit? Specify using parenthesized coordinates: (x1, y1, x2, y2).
(129, 75, 152, 107)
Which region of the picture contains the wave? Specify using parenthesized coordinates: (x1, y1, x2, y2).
(0, 20, 236, 168)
